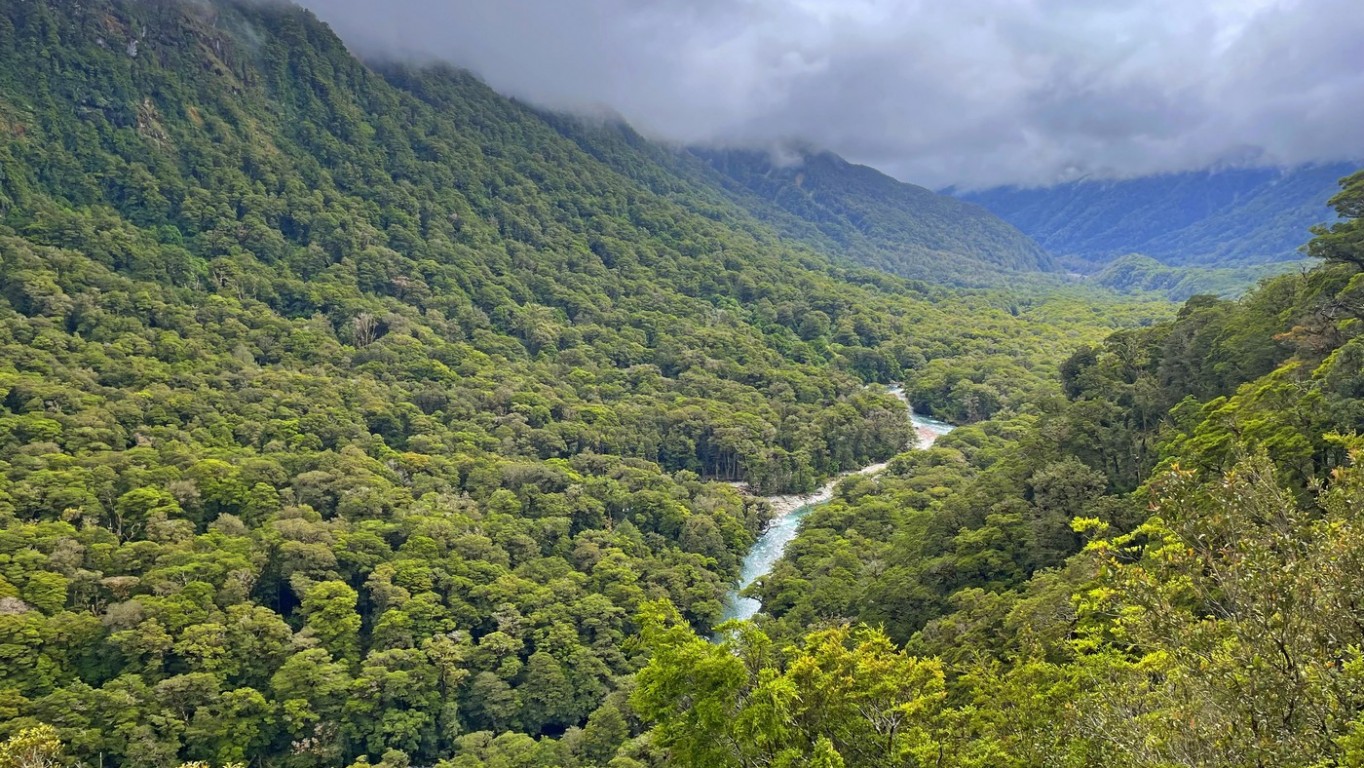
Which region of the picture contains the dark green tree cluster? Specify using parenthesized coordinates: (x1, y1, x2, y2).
(0, 448, 742, 766)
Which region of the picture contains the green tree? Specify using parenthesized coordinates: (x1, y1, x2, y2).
(1075, 453, 1364, 767)
(0, 724, 62, 768)
(1309, 170, 1364, 269)
(271, 648, 353, 767)
(301, 581, 363, 665)
(517, 651, 575, 733)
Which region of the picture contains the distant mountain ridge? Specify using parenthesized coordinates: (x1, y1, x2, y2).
(958, 163, 1357, 269)
(689, 147, 1056, 283)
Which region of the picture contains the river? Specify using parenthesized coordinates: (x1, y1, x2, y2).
(719, 391, 955, 623)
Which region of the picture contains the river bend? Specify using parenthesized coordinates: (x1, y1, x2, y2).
(720, 393, 954, 623)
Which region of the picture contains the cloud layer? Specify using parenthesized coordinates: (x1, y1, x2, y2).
(299, 0, 1364, 189)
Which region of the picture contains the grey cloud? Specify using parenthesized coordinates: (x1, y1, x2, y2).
(299, 0, 1364, 189)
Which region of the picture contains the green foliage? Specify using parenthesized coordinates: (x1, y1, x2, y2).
(1090, 253, 1303, 300)
(1067, 454, 1364, 765)
(633, 601, 945, 768)
(1309, 169, 1364, 269)
(630, 452, 1364, 768)
(0, 724, 62, 768)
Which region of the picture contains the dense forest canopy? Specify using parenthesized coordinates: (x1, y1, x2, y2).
(0, 0, 1360, 767)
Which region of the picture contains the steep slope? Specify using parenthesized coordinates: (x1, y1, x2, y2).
(689, 147, 1056, 284)
(0, 1, 1157, 766)
(0, 0, 934, 495)
(535, 121, 1055, 286)
(959, 163, 1355, 268)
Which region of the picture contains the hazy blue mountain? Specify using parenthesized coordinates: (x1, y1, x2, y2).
(958, 164, 1356, 269)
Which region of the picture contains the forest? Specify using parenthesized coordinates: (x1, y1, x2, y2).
(0, 0, 1360, 767)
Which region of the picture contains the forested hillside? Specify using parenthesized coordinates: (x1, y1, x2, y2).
(691, 148, 1055, 284)
(1090, 254, 1301, 301)
(960, 163, 1354, 268)
(0, 1, 1168, 767)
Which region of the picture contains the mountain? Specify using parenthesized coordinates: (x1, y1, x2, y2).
(689, 148, 1056, 282)
(958, 163, 1356, 269)
(0, 1, 1156, 766)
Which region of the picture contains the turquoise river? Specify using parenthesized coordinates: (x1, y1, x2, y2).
(720, 391, 954, 623)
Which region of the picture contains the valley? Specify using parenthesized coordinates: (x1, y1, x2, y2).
(0, 1, 1360, 767)
(959, 164, 1356, 298)
(721, 389, 954, 623)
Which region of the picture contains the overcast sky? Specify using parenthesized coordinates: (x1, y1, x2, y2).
(299, 0, 1364, 189)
